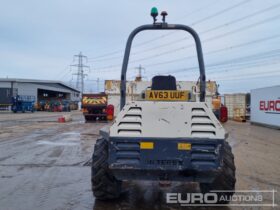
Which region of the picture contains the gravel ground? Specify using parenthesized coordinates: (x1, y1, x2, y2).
(0, 111, 279, 210)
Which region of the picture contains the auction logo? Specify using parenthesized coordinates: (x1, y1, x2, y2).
(166, 190, 277, 207)
(259, 100, 280, 113)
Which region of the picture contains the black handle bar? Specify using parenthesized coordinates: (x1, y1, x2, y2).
(120, 23, 206, 110)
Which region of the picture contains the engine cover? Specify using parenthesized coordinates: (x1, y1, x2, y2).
(109, 101, 226, 139)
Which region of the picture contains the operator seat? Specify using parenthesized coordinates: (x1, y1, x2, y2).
(151, 75, 177, 90)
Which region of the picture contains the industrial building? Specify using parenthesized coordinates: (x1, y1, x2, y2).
(0, 78, 80, 109)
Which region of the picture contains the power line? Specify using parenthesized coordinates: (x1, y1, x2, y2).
(125, 0, 248, 51)
(188, 59, 280, 78)
(139, 33, 280, 68)
(58, 68, 72, 80)
(90, 62, 280, 86)
(94, 64, 280, 83)
(92, 11, 280, 71)
(88, 0, 250, 61)
(90, 13, 280, 70)
(148, 59, 280, 83)
(129, 2, 280, 57)
(92, 53, 280, 84)
(92, 51, 280, 90)
(56, 65, 71, 79)
(150, 58, 280, 79)
(211, 70, 280, 82)
(174, 0, 221, 21)
(204, 14, 280, 43)
(190, 0, 251, 27)
(141, 49, 280, 76)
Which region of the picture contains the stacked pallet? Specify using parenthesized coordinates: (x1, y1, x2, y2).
(233, 108, 246, 122)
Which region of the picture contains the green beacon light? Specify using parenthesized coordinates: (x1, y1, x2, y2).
(151, 7, 158, 23)
(151, 7, 158, 16)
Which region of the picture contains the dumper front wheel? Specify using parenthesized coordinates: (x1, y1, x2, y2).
(91, 138, 122, 200)
(200, 141, 236, 204)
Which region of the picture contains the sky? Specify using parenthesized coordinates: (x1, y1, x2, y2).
(0, 0, 279, 93)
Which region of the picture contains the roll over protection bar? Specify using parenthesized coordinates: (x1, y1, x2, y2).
(120, 23, 206, 110)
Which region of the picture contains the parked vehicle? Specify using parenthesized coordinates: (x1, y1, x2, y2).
(91, 8, 236, 204)
(12, 95, 35, 113)
(251, 85, 280, 128)
(212, 96, 228, 123)
(82, 93, 114, 122)
(61, 100, 71, 112)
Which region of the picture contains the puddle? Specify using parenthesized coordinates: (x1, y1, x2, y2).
(60, 132, 80, 136)
(36, 131, 83, 146)
(37, 140, 79, 146)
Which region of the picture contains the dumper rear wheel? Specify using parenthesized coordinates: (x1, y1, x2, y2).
(91, 138, 122, 200)
(200, 141, 236, 204)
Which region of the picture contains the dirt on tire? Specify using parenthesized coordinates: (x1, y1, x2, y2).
(91, 138, 122, 200)
(200, 141, 236, 204)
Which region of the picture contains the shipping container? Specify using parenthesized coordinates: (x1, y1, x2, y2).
(224, 94, 247, 119)
(251, 86, 280, 128)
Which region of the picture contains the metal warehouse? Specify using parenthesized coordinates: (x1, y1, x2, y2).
(0, 78, 80, 108)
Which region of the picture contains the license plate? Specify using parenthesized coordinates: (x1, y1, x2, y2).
(145, 90, 189, 101)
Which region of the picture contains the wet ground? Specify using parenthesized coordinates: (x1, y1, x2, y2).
(0, 111, 279, 210)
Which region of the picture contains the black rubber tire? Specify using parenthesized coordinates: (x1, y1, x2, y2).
(200, 141, 236, 204)
(84, 116, 92, 122)
(91, 138, 122, 200)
